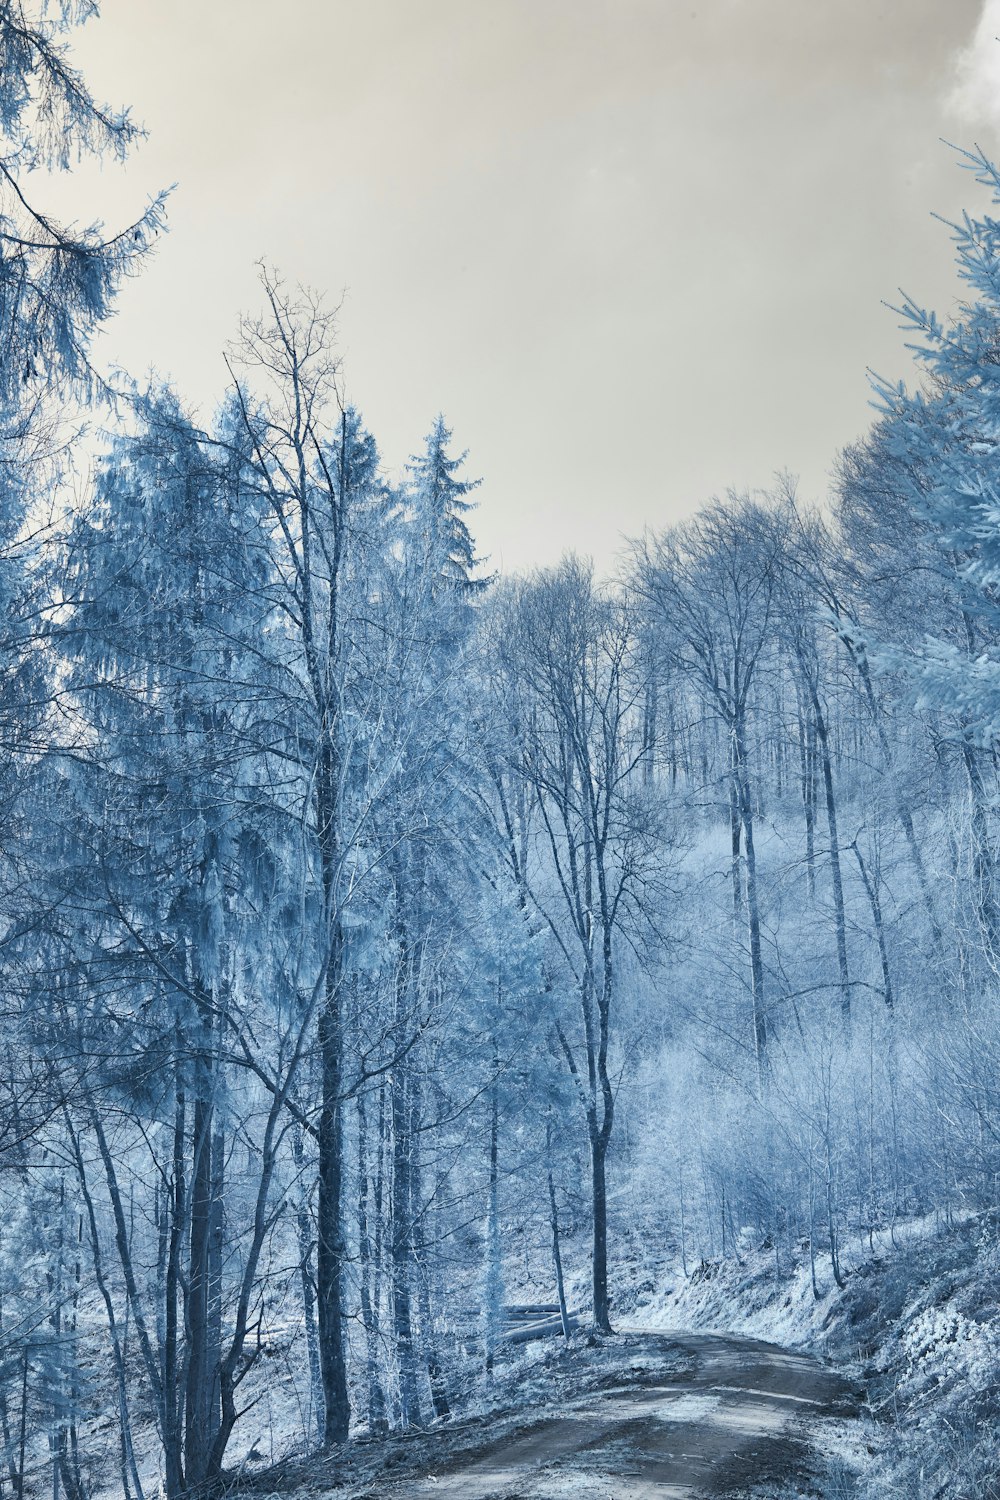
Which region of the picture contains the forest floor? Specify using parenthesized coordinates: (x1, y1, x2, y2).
(232, 1330, 861, 1499)
(224, 1214, 1000, 1499)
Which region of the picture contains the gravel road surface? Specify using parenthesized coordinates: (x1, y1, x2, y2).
(387, 1329, 859, 1499)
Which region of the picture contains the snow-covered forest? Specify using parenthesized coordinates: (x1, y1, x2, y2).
(7, 6, 1000, 1499)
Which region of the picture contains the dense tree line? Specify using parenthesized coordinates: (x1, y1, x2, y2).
(6, 7, 1000, 1498)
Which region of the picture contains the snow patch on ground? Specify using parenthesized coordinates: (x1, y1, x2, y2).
(629, 1211, 976, 1355)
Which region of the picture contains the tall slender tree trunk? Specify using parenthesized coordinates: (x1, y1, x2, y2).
(961, 736, 1000, 960)
(163, 1061, 186, 1500)
(851, 648, 943, 953)
(390, 1059, 420, 1427)
(417, 1260, 449, 1420)
(483, 1076, 503, 1376)
(388, 905, 422, 1427)
(291, 1124, 325, 1442)
(208, 1123, 224, 1437)
(795, 688, 816, 897)
(0, 1357, 21, 1496)
(17, 1348, 27, 1500)
(406, 1071, 447, 1418)
(811, 696, 851, 1021)
(852, 841, 894, 1010)
(807, 1156, 820, 1301)
(825, 1136, 846, 1290)
(356, 1093, 387, 1433)
(92, 1114, 165, 1458)
(316, 734, 351, 1446)
(66, 1117, 146, 1500)
(317, 945, 349, 1444)
(185, 1011, 215, 1490)
(590, 1121, 612, 1333)
(373, 1081, 388, 1409)
(546, 1120, 570, 1338)
(642, 673, 657, 783)
(728, 735, 743, 927)
(734, 721, 767, 1076)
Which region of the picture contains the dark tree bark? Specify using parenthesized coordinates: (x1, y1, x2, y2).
(184, 1006, 217, 1489)
(809, 691, 851, 1022)
(356, 1092, 387, 1433)
(390, 1053, 420, 1427)
(316, 931, 349, 1444)
(852, 840, 894, 1010)
(547, 1167, 570, 1339)
(291, 1123, 325, 1441)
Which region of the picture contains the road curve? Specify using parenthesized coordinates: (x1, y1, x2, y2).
(389, 1330, 860, 1499)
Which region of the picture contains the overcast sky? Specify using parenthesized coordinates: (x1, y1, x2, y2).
(51, 0, 1000, 571)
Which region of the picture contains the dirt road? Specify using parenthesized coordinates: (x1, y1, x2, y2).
(387, 1330, 860, 1499)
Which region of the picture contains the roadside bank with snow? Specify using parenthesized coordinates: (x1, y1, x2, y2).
(624, 1212, 1000, 1498)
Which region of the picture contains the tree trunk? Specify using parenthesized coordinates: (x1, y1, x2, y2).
(390, 1030, 421, 1427)
(961, 736, 1000, 961)
(848, 639, 944, 952)
(317, 952, 349, 1445)
(208, 1124, 224, 1439)
(795, 689, 816, 897)
(811, 697, 851, 1022)
(184, 1023, 215, 1491)
(417, 1260, 449, 1420)
(548, 1167, 570, 1338)
(66, 1117, 145, 1500)
(852, 841, 894, 1010)
(163, 1065, 186, 1500)
(291, 1123, 325, 1443)
(642, 673, 657, 783)
(356, 1093, 387, 1433)
(825, 1138, 846, 1290)
(590, 1125, 612, 1333)
(807, 1158, 820, 1302)
(315, 725, 350, 1446)
(483, 1077, 503, 1376)
(734, 721, 767, 1076)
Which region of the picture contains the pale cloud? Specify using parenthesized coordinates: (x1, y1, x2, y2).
(52, 1, 995, 572)
(948, 0, 1000, 136)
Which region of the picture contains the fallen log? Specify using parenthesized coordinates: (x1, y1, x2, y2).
(500, 1311, 582, 1344)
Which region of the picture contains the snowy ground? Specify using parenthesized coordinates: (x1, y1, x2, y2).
(626, 1214, 972, 1350)
(203, 1212, 1000, 1498)
(228, 1331, 859, 1499)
